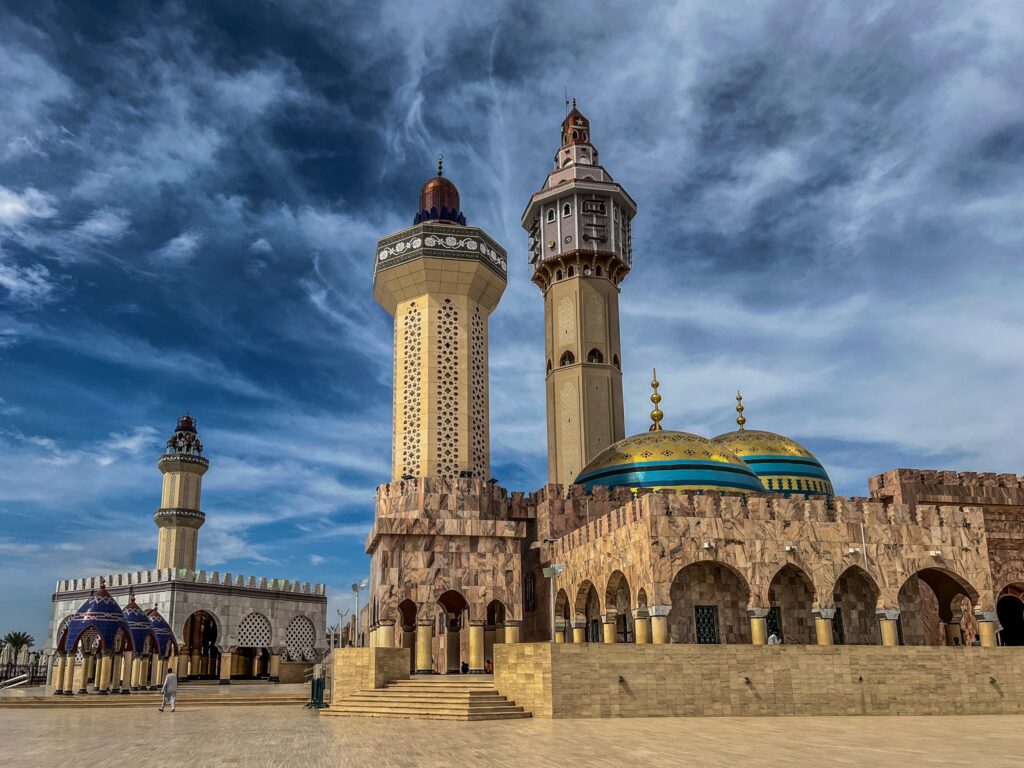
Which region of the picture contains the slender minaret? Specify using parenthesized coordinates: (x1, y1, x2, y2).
(374, 158, 507, 481)
(154, 414, 208, 570)
(521, 102, 637, 485)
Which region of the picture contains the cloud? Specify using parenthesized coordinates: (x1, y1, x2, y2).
(74, 209, 130, 241)
(0, 185, 57, 226)
(151, 230, 203, 263)
(0, 260, 57, 305)
(310, 554, 325, 566)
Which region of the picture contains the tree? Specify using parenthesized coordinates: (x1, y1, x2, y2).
(1, 631, 35, 656)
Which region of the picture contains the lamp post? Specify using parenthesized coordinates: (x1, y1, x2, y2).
(337, 609, 350, 648)
(542, 564, 566, 643)
(352, 580, 368, 647)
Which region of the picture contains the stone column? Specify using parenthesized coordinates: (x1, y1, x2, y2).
(504, 620, 521, 644)
(571, 620, 587, 644)
(402, 626, 416, 650)
(749, 607, 769, 646)
(219, 647, 233, 684)
(378, 620, 396, 649)
(944, 620, 963, 646)
(878, 610, 900, 646)
(633, 609, 651, 645)
(79, 654, 93, 693)
(468, 621, 485, 673)
(977, 613, 998, 647)
(140, 654, 153, 689)
(130, 655, 143, 690)
(53, 653, 67, 695)
(62, 653, 77, 695)
(269, 647, 283, 682)
(650, 606, 671, 645)
(813, 608, 835, 646)
(149, 654, 162, 688)
(554, 625, 566, 643)
(445, 619, 461, 674)
(97, 652, 113, 694)
(190, 650, 201, 678)
(494, 621, 505, 644)
(415, 620, 433, 674)
(602, 614, 618, 644)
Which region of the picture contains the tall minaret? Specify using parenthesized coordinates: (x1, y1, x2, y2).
(374, 159, 507, 481)
(154, 414, 208, 570)
(521, 102, 636, 485)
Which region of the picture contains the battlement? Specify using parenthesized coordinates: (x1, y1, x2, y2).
(870, 468, 1024, 492)
(54, 569, 327, 597)
(869, 468, 1024, 508)
(373, 476, 535, 519)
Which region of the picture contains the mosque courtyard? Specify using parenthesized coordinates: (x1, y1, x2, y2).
(2, 707, 1023, 767)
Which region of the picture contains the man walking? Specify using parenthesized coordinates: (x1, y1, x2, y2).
(159, 666, 177, 712)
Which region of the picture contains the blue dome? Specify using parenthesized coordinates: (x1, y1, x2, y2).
(122, 594, 158, 655)
(712, 429, 834, 496)
(63, 583, 133, 653)
(575, 431, 766, 494)
(146, 608, 179, 658)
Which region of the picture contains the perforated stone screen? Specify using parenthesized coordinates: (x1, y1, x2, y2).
(285, 616, 316, 660)
(237, 612, 272, 648)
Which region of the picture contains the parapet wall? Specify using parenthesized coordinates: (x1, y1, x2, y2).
(55, 569, 326, 596)
(870, 468, 1024, 507)
(495, 643, 1024, 718)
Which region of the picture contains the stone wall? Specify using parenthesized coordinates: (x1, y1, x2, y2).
(494, 643, 1024, 718)
(328, 648, 409, 703)
(279, 661, 312, 684)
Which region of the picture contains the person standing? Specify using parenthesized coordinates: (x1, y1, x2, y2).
(159, 667, 177, 712)
(767, 631, 782, 645)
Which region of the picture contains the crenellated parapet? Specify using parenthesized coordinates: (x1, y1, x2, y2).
(55, 569, 327, 597)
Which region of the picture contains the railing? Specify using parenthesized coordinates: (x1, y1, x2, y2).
(0, 659, 47, 686)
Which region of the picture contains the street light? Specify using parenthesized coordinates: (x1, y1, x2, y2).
(542, 564, 566, 643)
(352, 579, 368, 647)
(337, 609, 350, 648)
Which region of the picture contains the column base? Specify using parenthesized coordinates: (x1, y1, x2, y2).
(120, 690, 131, 695)
(469, 670, 486, 674)
(218, 679, 231, 685)
(53, 690, 63, 696)
(131, 686, 140, 691)
(77, 688, 87, 694)
(414, 669, 436, 675)
(62, 691, 75, 696)
(269, 676, 280, 683)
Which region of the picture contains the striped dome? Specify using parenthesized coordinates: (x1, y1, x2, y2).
(146, 608, 179, 658)
(63, 584, 133, 653)
(713, 429, 833, 496)
(575, 430, 765, 494)
(122, 594, 158, 655)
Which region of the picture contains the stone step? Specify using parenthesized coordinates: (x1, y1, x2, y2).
(323, 677, 529, 721)
(345, 693, 502, 704)
(333, 698, 520, 712)
(321, 708, 529, 721)
(0, 696, 308, 708)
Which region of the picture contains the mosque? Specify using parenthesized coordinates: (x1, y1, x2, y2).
(46, 415, 327, 694)
(335, 103, 1024, 718)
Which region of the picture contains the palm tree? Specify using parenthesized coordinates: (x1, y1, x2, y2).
(1, 631, 34, 657)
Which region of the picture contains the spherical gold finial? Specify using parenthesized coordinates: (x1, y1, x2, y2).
(649, 368, 664, 431)
(735, 389, 746, 431)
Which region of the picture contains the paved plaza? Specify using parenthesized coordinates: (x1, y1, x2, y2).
(2, 707, 1023, 767)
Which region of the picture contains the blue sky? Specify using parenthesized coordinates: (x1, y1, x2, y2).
(2, 1, 1022, 645)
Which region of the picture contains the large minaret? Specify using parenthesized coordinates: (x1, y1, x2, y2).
(521, 103, 637, 485)
(374, 160, 507, 481)
(154, 414, 208, 570)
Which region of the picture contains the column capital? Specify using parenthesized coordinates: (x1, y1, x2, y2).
(812, 607, 836, 620)
(876, 609, 900, 621)
(747, 606, 770, 619)
(570, 619, 587, 629)
(504, 619, 522, 628)
(217, 645, 238, 654)
(648, 605, 671, 617)
(632, 608, 650, 619)
(602, 612, 617, 624)
(974, 611, 998, 623)
(469, 619, 486, 627)
(379, 619, 396, 628)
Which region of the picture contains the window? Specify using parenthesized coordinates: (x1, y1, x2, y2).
(571, 130, 578, 140)
(546, 359, 552, 374)
(546, 209, 556, 223)
(560, 351, 575, 366)
(583, 265, 591, 276)
(695, 605, 720, 644)
(587, 348, 604, 364)
(767, 607, 783, 641)
(525, 573, 537, 613)
(562, 203, 572, 217)
(596, 266, 603, 277)
(567, 265, 575, 278)
(555, 269, 563, 280)
(832, 607, 846, 645)
(612, 354, 620, 370)
(582, 199, 606, 215)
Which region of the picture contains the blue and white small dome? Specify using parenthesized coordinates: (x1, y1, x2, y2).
(62, 581, 133, 654)
(146, 607, 179, 658)
(122, 590, 159, 655)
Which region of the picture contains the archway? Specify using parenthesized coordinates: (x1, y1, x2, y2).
(182, 610, 220, 679)
(767, 564, 815, 644)
(606, 571, 633, 642)
(669, 562, 751, 644)
(235, 612, 272, 678)
(574, 581, 602, 642)
(436, 591, 468, 674)
(485, 599, 506, 666)
(554, 589, 571, 642)
(897, 568, 979, 646)
(832, 567, 880, 645)
(997, 584, 1024, 646)
(397, 600, 418, 671)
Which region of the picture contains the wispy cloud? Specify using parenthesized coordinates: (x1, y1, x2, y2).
(151, 230, 203, 263)
(0, 185, 57, 226)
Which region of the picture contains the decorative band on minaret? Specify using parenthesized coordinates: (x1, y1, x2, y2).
(374, 161, 507, 481)
(154, 414, 208, 570)
(521, 102, 637, 486)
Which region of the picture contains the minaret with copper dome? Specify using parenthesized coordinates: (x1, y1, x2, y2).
(154, 414, 208, 570)
(374, 158, 507, 480)
(522, 102, 636, 485)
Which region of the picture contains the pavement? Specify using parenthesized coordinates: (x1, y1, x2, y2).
(2, 706, 1023, 767)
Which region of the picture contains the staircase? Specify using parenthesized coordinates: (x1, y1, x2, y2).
(0, 684, 311, 709)
(322, 675, 530, 721)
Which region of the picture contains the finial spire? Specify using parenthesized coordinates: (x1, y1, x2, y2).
(649, 368, 664, 431)
(735, 390, 746, 431)
(437, 153, 444, 177)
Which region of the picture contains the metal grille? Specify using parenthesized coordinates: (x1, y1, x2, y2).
(695, 605, 720, 644)
(767, 607, 783, 641)
(237, 612, 272, 648)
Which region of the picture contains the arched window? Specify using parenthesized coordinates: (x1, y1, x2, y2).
(563, 203, 571, 217)
(560, 351, 575, 366)
(567, 265, 575, 278)
(571, 130, 578, 140)
(587, 348, 604, 363)
(546, 359, 552, 374)
(596, 266, 603, 277)
(546, 209, 556, 223)
(583, 265, 591, 276)
(555, 269, 563, 280)
(612, 354, 620, 370)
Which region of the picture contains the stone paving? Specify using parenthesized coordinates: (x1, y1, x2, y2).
(2, 706, 1023, 767)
